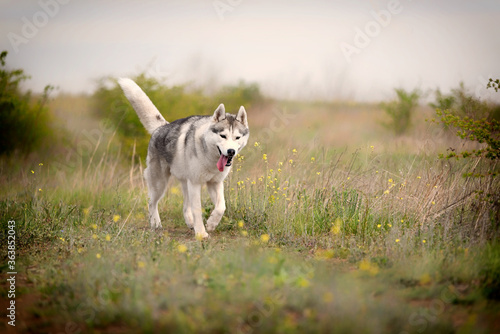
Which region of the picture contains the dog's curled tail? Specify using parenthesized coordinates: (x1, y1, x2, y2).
(118, 78, 168, 134)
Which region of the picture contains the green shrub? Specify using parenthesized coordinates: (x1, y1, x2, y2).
(215, 80, 264, 111)
(434, 80, 500, 237)
(0, 51, 54, 155)
(430, 82, 494, 122)
(436, 109, 499, 162)
(487, 78, 500, 92)
(434, 80, 500, 165)
(479, 243, 500, 300)
(381, 88, 420, 135)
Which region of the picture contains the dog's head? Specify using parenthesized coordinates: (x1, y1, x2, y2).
(208, 104, 249, 172)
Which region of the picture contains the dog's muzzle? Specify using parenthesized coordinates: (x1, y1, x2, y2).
(217, 147, 235, 172)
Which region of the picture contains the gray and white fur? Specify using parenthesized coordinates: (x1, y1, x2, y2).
(118, 78, 249, 238)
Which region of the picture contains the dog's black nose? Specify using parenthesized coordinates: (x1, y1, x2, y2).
(227, 149, 235, 156)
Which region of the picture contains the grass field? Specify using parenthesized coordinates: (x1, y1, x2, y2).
(1, 94, 499, 333)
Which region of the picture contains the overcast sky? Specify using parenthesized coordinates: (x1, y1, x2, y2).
(1, 0, 499, 101)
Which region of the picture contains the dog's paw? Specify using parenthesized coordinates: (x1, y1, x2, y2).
(206, 223, 218, 232)
(150, 220, 162, 229)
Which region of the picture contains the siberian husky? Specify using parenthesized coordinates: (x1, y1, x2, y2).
(118, 78, 249, 238)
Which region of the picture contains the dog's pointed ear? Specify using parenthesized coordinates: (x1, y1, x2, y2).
(236, 106, 248, 128)
(212, 104, 225, 122)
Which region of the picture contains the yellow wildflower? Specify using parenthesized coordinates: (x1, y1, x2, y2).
(177, 244, 188, 253)
(260, 234, 270, 243)
(419, 273, 432, 285)
(267, 256, 278, 264)
(330, 218, 341, 235)
(323, 292, 334, 303)
(96, 253, 101, 259)
(359, 259, 379, 275)
(296, 277, 310, 288)
(113, 215, 120, 222)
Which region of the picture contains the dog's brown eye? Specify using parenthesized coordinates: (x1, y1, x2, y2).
(220, 134, 226, 139)
(236, 136, 241, 140)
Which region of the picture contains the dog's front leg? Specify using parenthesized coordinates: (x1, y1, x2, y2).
(180, 180, 194, 229)
(206, 181, 226, 232)
(187, 180, 209, 239)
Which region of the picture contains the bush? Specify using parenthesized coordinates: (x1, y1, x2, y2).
(434, 80, 500, 237)
(436, 109, 499, 162)
(430, 82, 494, 122)
(381, 88, 420, 135)
(0, 51, 53, 155)
(434, 80, 500, 164)
(215, 80, 264, 111)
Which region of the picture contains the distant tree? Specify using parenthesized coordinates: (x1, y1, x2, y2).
(487, 78, 500, 92)
(430, 82, 495, 126)
(215, 81, 264, 111)
(434, 80, 500, 233)
(381, 88, 421, 135)
(433, 80, 499, 166)
(0, 51, 53, 155)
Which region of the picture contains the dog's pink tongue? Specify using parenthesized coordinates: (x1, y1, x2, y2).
(217, 154, 228, 172)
